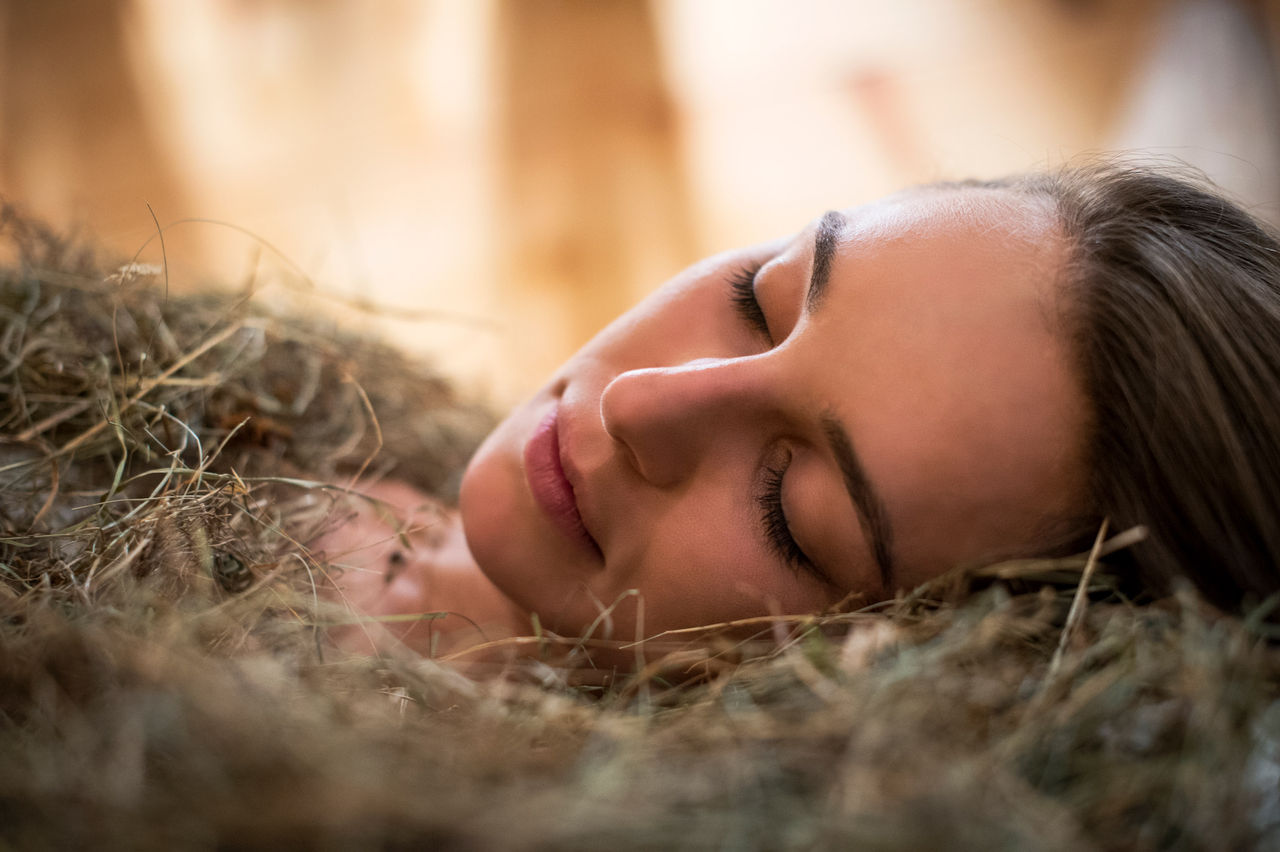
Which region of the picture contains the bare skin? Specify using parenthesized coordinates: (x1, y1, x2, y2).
(319, 480, 525, 658)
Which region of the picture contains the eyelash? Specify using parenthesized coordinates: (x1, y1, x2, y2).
(758, 459, 825, 582)
(728, 263, 771, 339)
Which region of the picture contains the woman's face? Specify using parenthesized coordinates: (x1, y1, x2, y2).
(460, 187, 1086, 639)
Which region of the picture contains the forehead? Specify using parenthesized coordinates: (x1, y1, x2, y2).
(843, 185, 1061, 259)
(842, 186, 1066, 332)
(806, 187, 1083, 579)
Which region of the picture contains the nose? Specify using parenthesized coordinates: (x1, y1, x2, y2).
(599, 357, 777, 487)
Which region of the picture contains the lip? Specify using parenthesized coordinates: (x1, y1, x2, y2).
(523, 404, 603, 560)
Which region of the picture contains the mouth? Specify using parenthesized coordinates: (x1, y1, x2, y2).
(523, 404, 604, 561)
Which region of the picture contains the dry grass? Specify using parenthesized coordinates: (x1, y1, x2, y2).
(1, 206, 1277, 850)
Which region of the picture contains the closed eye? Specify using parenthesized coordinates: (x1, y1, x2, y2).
(728, 263, 771, 341)
(759, 457, 831, 586)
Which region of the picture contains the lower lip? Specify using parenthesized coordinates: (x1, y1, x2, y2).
(523, 406, 602, 559)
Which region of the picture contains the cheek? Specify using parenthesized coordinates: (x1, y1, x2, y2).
(606, 496, 834, 632)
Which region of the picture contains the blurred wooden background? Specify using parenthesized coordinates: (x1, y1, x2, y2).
(2, 0, 1278, 405)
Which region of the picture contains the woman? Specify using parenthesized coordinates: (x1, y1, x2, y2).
(325, 162, 1280, 659)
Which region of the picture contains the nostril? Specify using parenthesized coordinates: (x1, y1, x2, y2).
(617, 438, 644, 478)
(599, 386, 640, 473)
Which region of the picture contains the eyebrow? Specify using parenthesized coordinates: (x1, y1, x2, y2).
(822, 417, 897, 591)
(806, 210, 846, 312)
(805, 211, 898, 590)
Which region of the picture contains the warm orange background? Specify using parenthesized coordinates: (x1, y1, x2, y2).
(3, 0, 1279, 406)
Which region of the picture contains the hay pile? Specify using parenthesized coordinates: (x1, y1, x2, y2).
(1, 208, 1278, 850)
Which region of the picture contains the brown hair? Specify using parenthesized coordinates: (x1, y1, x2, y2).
(1012, 164, 1280, 613)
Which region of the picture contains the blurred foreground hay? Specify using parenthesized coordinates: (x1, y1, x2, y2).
(1, 206, 1278, 850)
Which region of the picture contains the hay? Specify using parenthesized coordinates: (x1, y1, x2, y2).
(1, 207, 1277, 850)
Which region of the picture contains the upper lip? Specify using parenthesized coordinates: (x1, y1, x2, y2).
(555, 405, 604, 560)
